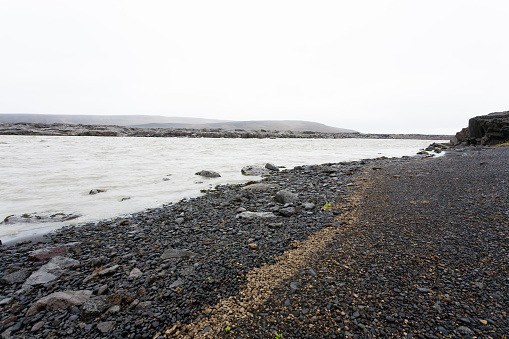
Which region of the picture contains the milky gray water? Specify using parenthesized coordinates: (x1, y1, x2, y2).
(0, 136, 443, 242)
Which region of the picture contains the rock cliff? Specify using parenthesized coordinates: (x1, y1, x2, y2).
(451, 111, 509, 145)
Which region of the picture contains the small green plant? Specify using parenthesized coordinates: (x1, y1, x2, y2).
(321, 203, 332, 210)
(225, 326, 230, 332)
(275, 333, 283, 339)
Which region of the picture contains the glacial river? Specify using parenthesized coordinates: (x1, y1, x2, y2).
(0, 136, 445, 242)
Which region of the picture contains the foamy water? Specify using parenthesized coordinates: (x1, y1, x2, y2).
(0, 136, 443, 242)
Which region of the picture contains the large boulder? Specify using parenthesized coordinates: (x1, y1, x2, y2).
(452, 111, 509, 145)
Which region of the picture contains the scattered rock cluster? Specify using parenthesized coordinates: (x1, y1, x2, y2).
(1, 156, 391, 338)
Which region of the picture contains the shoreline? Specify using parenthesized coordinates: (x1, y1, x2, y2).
(2, 146, 506, 338)
(0, 139, 449, 246)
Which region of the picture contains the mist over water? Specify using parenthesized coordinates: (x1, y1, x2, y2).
(0, 136, 443, 242)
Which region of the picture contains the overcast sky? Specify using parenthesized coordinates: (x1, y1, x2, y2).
(1, 1, 508, 134)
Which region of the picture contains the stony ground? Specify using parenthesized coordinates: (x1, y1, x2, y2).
(1, 146, 507, 339)
(216, 146, 509, 338)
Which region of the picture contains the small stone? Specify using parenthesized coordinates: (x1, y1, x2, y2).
(30, 320, 45, 332)
(97, 284, 109, 296)
(351, 311, 360, 319)
(302, 202, 315, 210)
(97, 321, 115, 334)
(417, 287, 429, 293)
(457, 326, 474, 335)
(460, 317, 471, 324)
(129, 268, 143, 278)
(248, 243, 258, 249)
(479, 319, 488, 325)
(0, 297, 13, 305)
(107, 305, 120, 314)
(290, 282, 300, 293)
(274, 190, 298, 204)
(279, 207, 296, 217)
(170, 278, 184, 288)
(175, 217, 185, 225)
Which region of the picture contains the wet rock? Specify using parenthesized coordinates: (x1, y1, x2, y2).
(241, 165, 270, 176)
(1, 212, 80, 224)
(265, 163, 279, 171)
(195, 170, 221, 178)
(274, 190, 298, 204)
(26, 290, 92, 316)
(89, 189, 106, 195)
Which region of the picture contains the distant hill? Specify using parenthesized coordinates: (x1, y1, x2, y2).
(0, 114, 229, 126)
(132, 120, 357, 133)
(0, 114, 357, 133)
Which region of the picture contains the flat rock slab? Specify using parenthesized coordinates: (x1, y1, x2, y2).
(1, 269, 30, 285)
(23, 256, 80, 288)
(28, 246, 67, 261)
(160, 248, 197, 259)
(236, 211, 277, 219)
(242, 183, 279, 191)
(26, 290, 92, 317)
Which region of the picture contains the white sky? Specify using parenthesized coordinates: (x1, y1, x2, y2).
(1, 1, 508, 134)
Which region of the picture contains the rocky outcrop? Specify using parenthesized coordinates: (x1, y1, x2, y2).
(0, 122, 452, 140)
(451, 111, 509, 145)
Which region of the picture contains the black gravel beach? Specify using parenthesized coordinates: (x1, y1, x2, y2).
(1, 146, 508, 339)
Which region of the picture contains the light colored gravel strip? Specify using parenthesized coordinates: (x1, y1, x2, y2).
(171, 176, 369, 338)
